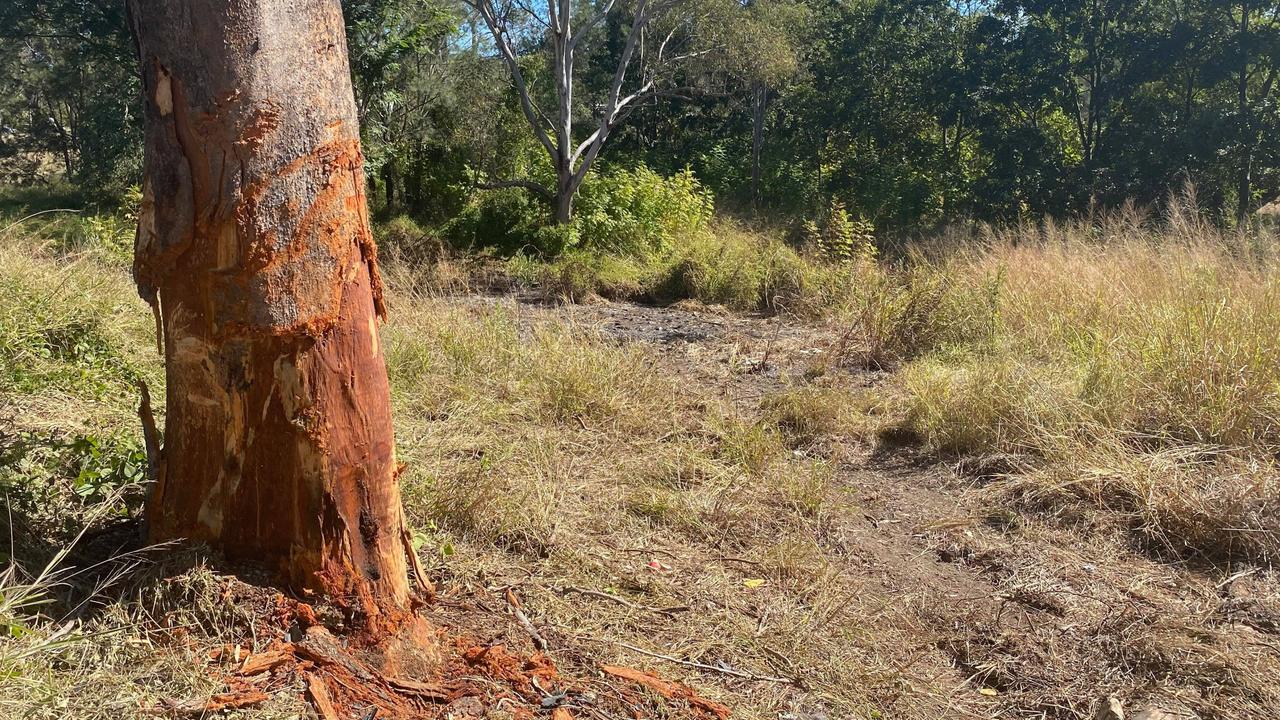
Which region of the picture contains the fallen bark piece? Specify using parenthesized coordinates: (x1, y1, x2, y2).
(152, 689, 271, 716)
(551, 708, 574, 720)
(295, 626, 378, 681)
(238, 649, 294, 676)
(385, 675, 455, 701)
(601, 664, 731, 719)
(306, 673, 341, 720)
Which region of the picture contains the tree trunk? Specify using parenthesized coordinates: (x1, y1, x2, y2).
(751, 81, 765, 208)
(383, 161, 397, 210)
(1238, 143, 1254, 221)
(1237, 1, 1253, 222)
(554, 158, 575, 224)
(129, 0, 420, 630)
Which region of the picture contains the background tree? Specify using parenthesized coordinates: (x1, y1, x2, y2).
(8, 0, 1280, 234)
(1210, 0, 1280, 218)
(461, 0, 729, 223)
(0, 0, 140, 190)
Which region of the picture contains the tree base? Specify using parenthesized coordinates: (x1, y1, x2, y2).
(143, 566, 729, 719)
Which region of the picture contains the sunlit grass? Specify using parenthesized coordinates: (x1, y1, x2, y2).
(870, 199, 1280, 561)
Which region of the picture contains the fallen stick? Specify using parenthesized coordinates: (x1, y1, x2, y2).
(505, 588, 549, 650)
(561, 585, 688, 616)
(601, 664, 731, 720)
(613, 641, 795, 685)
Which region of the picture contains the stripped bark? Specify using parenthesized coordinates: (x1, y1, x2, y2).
(128, 0, 420, 628)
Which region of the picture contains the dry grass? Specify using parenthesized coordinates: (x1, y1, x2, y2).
(4, 203, 1280, 720)
(0, 216, 161, 429)
(377, 287, 947, 718)
(865, 198, 1280, 563)
(0, 214, 936, 719)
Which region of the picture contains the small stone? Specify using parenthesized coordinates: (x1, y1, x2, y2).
(1094, 696, 1124, 720)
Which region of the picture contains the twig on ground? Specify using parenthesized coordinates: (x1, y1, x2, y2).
(1216, 568, 1257, 589)
(751, 321, 784, 374)
(715, 556, 762, 567)
(603, 543, 679, 561)
(504, 588, 548, 650)
(560, 585, 689, 616)
(612, 640, 796, 685)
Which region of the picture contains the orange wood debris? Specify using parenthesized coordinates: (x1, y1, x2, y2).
(602, 664, 732, 720)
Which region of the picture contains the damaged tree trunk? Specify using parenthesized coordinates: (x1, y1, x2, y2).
(128, 0, 426, 630)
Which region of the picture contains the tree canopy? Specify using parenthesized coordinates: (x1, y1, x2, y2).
(3, 0, 1280, 233)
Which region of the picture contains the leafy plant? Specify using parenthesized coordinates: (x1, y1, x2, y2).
(1, 431, 147, 531)
(68, 435, 147, 506)
(805, 199, 877, 264)
(574, 166, 714, 256)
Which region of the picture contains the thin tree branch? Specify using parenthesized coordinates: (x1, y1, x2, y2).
(464, 0, 558, 156)
(570, 0, 619, 49)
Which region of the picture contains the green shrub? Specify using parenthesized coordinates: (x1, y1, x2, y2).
(574, 166, 713, 256)
(441, 186, 546, 253)
(649, 225, 850, 314)
(375, 215, 447, 263)
(541, 250, 648, 302)
(1, 431, 146, 536)
(799, 199, 877, 265)
(438, 166, 711, 258)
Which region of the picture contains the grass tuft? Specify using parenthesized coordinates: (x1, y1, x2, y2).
(874, 203, 1280, 562)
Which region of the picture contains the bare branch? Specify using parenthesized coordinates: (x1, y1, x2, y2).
(569, 0, 651, 169)
(468, 0, 558, 156)
(616, 78, 656, 110)
(657, 48, 713, 66)
(569, 0, 619, 49)
(546, 0, 559, 34)
(510, 0, 551, 28)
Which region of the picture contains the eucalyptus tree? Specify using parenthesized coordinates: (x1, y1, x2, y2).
(1208, 0, 1280, 218)
(461, 0, 729, 222)
(128, 0, 430, 625)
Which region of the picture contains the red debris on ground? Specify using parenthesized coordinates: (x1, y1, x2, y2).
(602, 664, 732, 719)
(149, 587, 728, 719)
(459, 641, 558, 696)
(147, 684, 271, 716)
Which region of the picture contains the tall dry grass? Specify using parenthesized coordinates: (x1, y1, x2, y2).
(870, 194, 1280, 561)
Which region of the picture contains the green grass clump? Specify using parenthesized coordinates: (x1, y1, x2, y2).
(532, 220, 863, 316)
(0, 215, 160, 425)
